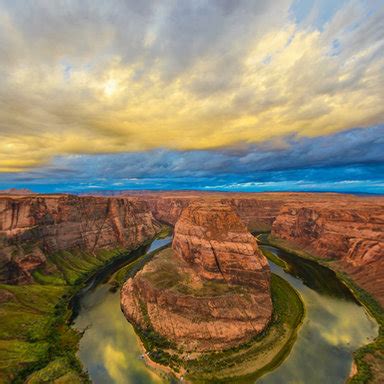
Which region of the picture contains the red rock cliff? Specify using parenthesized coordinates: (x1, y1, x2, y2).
(271, 201, 384, 305)
(133, 191, 362, 231)
(172, 202, 270, 287)
(0, 194, 160, 284)
(121, 201, 272, 352)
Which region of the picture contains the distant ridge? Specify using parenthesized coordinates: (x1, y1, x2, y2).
(0, 188, 34, 195)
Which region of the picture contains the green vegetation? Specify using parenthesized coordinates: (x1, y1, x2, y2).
(49, 248, 123, 285)
(25, 358, 84, 384)
(267, 234, 384, 384)
(341, 276, 384, 384)
(261, 248, 287, 269)
(0, 283, 87, 383)
(156, 225, 173, 239)
(0, 228, 171, 383)
(133, 272, 304, 383)
(110, 242, 171, 288)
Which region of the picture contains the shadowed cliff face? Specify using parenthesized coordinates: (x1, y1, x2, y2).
(121, 202, 272, 352)
(0, 195, 160, 284)
(271, 202, 384, 305)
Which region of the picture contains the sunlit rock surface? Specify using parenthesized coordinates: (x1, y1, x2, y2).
(271, 201, 384, 306)
(121, 201, 272, 352)
(0, 194, 160, 283)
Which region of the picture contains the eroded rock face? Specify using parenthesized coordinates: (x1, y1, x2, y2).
(141, 193, 286, 230)
(121, 202, 272, 352)
(0, 195, 160, 283)
(271, 201, 384, 305)
(132, 191, 365, 231)
(172, 202, 270, 287)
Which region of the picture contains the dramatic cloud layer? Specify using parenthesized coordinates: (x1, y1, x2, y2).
(0, 0, 383, 174)
(1, 126, 383, 193)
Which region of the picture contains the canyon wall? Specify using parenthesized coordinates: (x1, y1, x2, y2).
(141, 193, 290, 230)
(138, 191, 383, 307)
(121, 202, 272, 352)
(271, 201, 384, 305)
(132, 191, 346, 230)
(1, 190, 382, 306)
(0, 194, 160, 284)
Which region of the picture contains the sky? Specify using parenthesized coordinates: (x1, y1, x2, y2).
(0, 0, 383, 193)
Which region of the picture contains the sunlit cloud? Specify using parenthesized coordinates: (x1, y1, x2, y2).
(0, 0, 383, 173)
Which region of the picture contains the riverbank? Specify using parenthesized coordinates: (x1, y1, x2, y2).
(266, 235, 383, 384)
(0, 228, 170, 383)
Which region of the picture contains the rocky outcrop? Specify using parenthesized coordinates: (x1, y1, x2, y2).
(121, 202, 272, 352)
(271, 201, 384, 305)
(0, 195, 160, 284)
(172, 202, 271, 287)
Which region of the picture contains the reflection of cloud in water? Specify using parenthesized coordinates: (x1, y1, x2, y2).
(75, 289, 163, 383)
(73, 238, 169, 383)
(74, 240, 378, 384)
(260, 252, 378, 384)
(103, 343, 127, 384)
(309, 295, 377, 348)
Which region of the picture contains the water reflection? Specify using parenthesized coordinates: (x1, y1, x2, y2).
(73, 237, 378, 384)
(73, 237, 171, 384)
(258, 245, 377, 384)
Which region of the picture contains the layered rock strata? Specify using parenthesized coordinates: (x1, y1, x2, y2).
(129, 191, 373, 231)
(121, 202, 272, 352)
(127, 191, 384, 306)
(271, 201, 384, 305)
(0, 194, 160, 283)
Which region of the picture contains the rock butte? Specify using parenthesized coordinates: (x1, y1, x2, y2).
(121, 202, 272, 351)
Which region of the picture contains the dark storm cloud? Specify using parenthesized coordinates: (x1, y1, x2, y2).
(0, 126, 382, 185)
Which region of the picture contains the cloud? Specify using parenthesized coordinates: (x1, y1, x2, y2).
(0, 126, 383, 194)
(0, 0, 383, 173)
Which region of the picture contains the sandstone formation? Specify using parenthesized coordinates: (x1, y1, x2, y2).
(128, 191, 373, 231)
(172, 202, 271, 287)
(1, 190, 382, 306)
(128, 191, 384, 307)
(0, 194, 160, 284)
(0, 188, 34, 195)
(271, 201, 384, 305)
(121, 201, 272, 352)
(136, 192, 293, 229)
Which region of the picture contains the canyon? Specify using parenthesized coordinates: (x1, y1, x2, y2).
(0, 191, 382, 305)
(0, 194, 160, 284)
(121, 202, 272, 352)
(0, 190, 382, 382)
(127, 191, 384, 307)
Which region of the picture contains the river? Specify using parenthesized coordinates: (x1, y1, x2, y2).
(72, 236, 378, 383)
